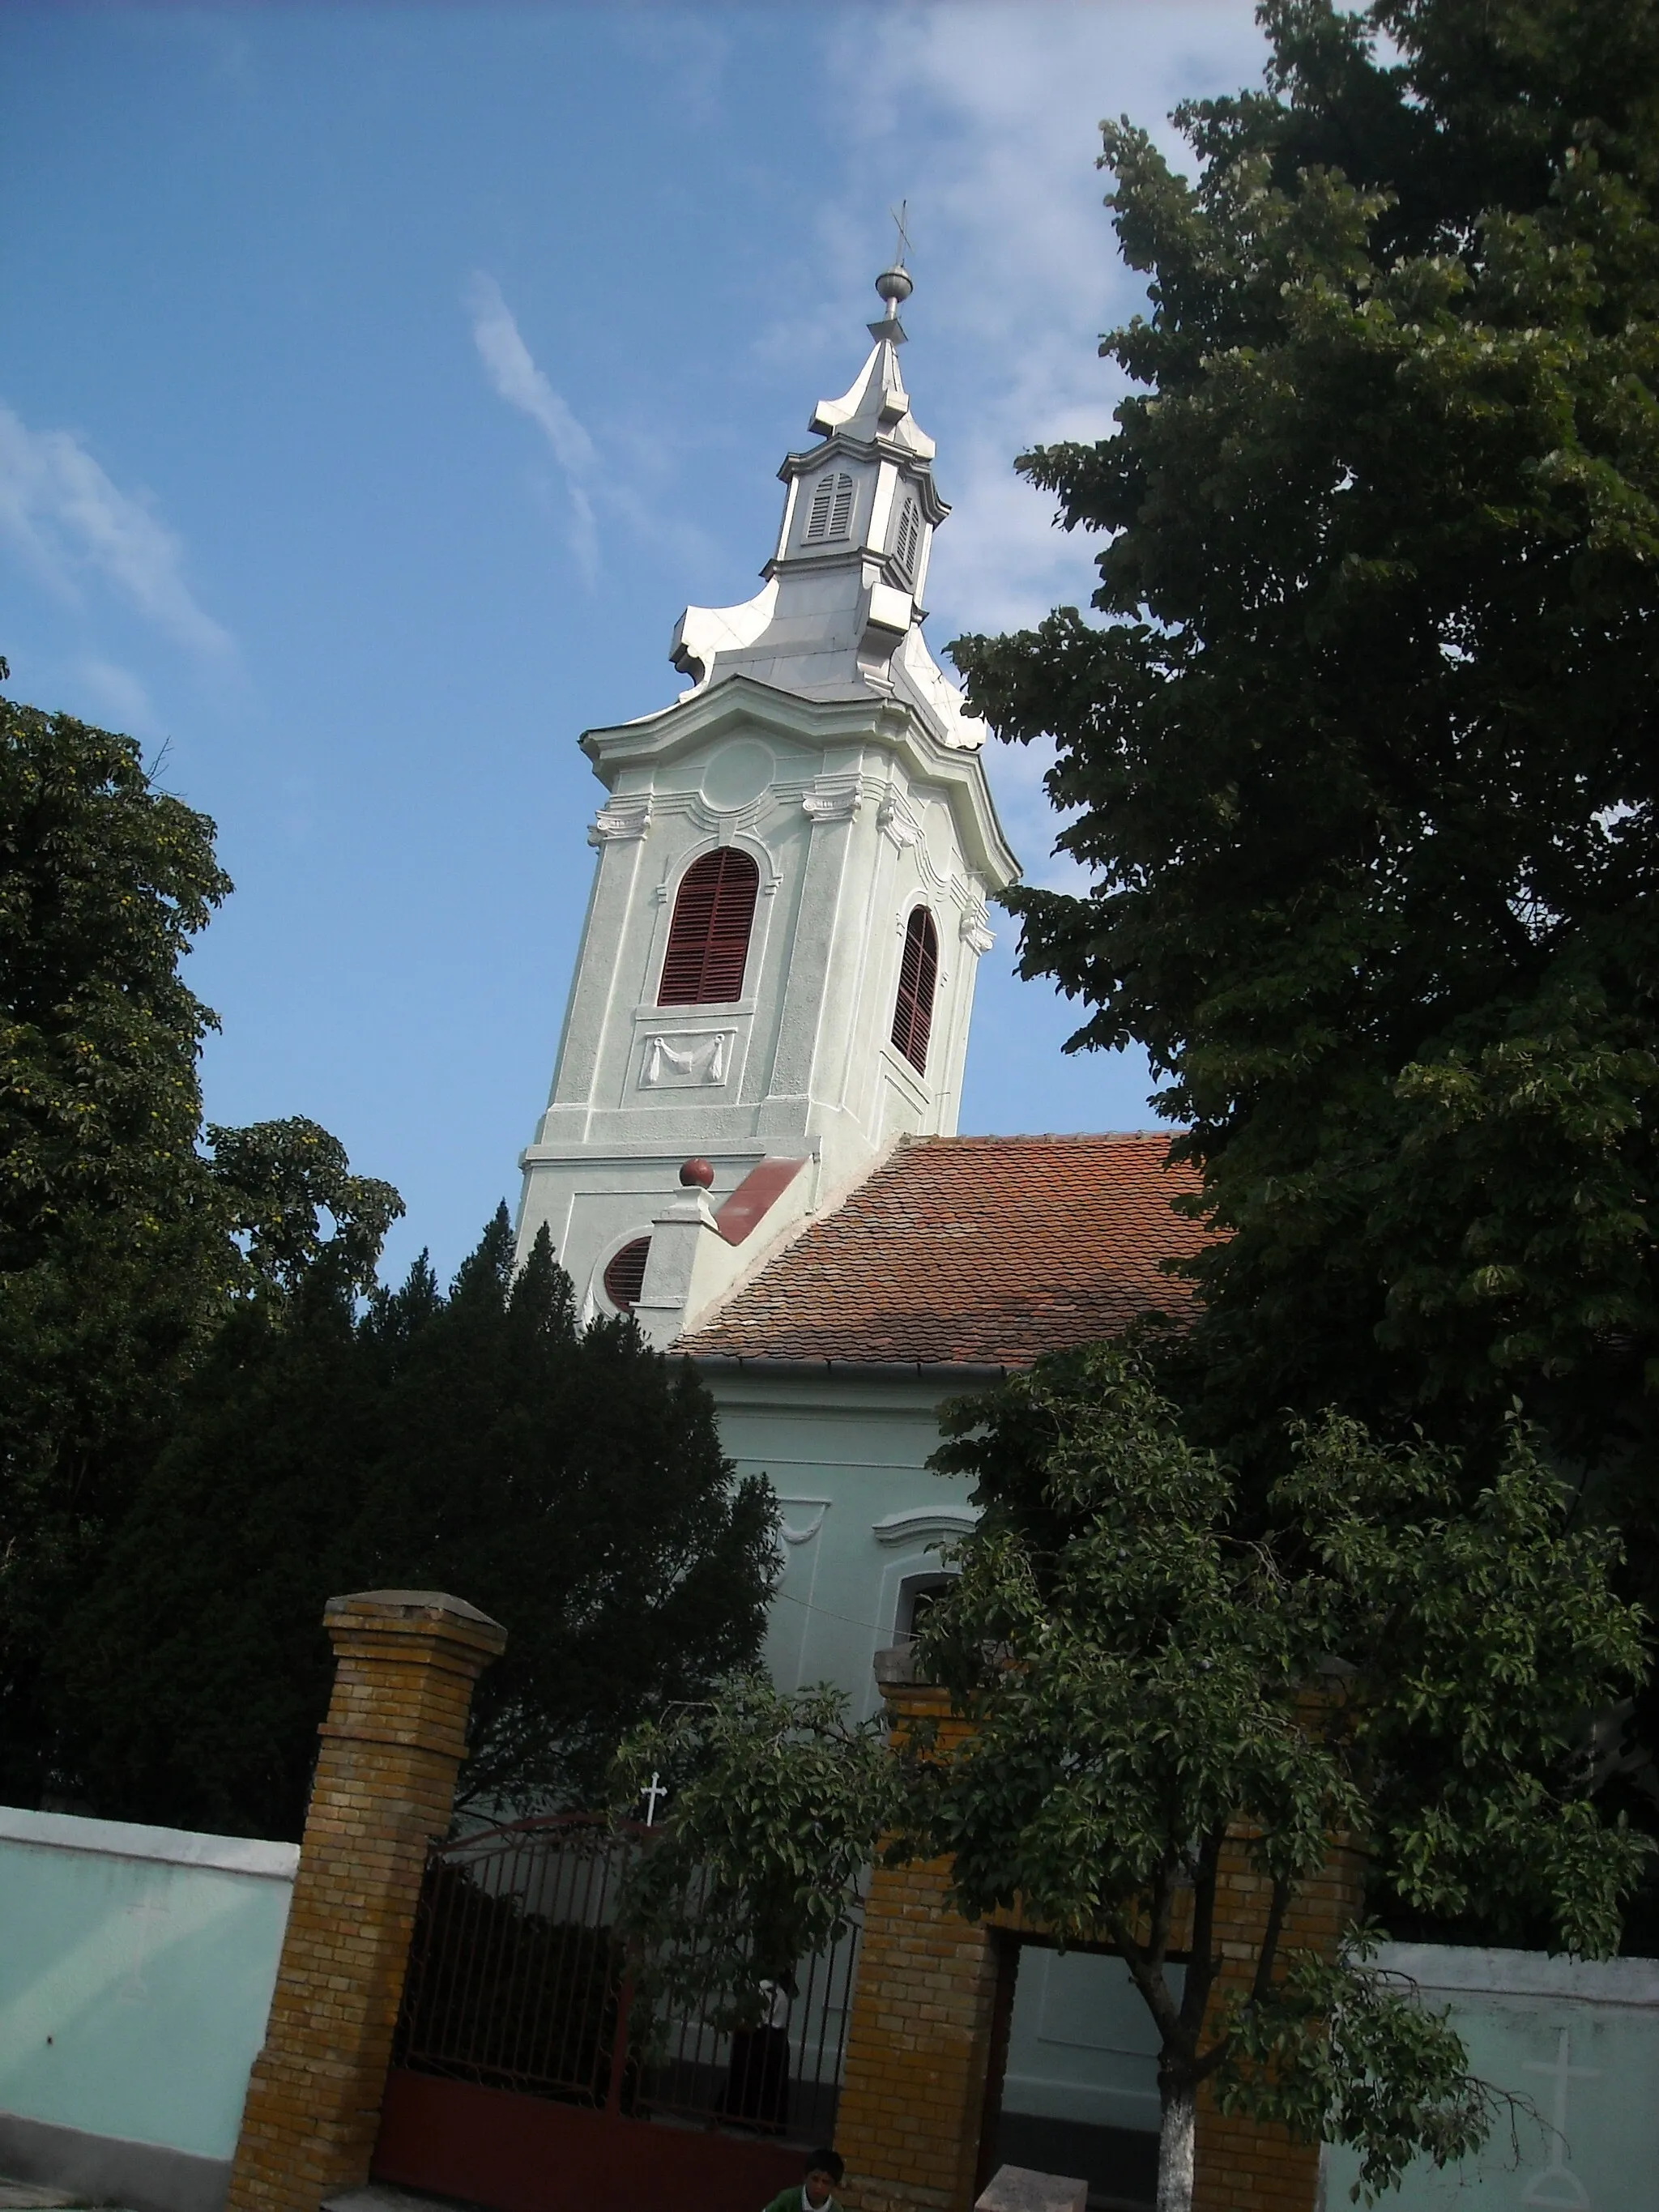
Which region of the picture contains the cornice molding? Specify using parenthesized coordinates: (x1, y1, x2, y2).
(871, 1506, 980, 1548)
(580, 676, 1019, 892)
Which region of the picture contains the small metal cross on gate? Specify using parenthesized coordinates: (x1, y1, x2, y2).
(640, 1770, 668, 1826)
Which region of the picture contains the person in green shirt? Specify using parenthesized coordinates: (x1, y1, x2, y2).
(762, 2146, 844, 2212)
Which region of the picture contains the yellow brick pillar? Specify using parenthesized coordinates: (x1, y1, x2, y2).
(835, 1657, 1006, 2212)
(1191, 1825, 1365, 2212)
(843, 1652, 1363, 2212)
(225, 1588, 507, 2212)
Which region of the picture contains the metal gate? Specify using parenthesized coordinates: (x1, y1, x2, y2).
(373, 1813, 862, 2212)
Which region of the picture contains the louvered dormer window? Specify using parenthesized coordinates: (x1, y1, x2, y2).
(893, 495, 921, 580)
(890, 906, 939, 1075)
(659, 847, 761, 1005)
(804, 471, 855, 544)
(603, 1237, 651, 1312)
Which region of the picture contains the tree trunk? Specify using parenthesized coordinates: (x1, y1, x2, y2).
(1156, 2078, 1196, 2212)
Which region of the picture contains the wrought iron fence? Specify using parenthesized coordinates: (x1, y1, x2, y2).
(393, 1812, 861, 2146)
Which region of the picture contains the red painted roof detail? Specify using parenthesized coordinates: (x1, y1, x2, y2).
(715, 1156, 808, 1247)
(677, 1134, 1210, 1366)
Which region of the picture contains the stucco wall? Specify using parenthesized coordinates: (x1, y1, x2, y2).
(708, 1366, 979, 1719)
(1320, 1945, 1659, 2206)
(0, 1805, 296, 2212)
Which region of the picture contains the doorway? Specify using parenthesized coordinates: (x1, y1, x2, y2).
(982, 1943, 1181, 2212)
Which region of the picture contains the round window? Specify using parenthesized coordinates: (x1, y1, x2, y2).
(603, 1237, 651, 1312)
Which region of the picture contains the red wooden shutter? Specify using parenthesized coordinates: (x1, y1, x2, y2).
(603, 1237, 651, 1311)
(659, 848, 761, 1006)
(890, 906, 939, 1075)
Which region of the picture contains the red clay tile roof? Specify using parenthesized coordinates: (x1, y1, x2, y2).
(677, 1133, 1209, 1368)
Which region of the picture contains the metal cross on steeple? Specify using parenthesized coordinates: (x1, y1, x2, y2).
(871, 206, 915, 345)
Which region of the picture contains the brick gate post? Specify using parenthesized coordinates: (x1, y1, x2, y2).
(842, 1652, 1363, 2212)
(834, 1653, 1004, 2212)
(1191, 1823, 1366, 2212)
(225, 1589, 506, 2212)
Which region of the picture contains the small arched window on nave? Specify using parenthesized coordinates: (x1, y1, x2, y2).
(890, 906, 939, 1076)
(659, 846, 761, 1005)
(804, 470, 855, 544)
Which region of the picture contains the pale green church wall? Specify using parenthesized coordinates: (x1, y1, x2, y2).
(705, 1365, 981, 1718)
(1320, 1945, 1659, 2207)
(0, 1804, 296, 2212)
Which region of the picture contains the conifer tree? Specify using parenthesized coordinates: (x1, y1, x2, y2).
(56, 1210, 777, 1839)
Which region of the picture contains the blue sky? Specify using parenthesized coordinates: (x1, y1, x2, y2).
(1, 1, 1269, 1284)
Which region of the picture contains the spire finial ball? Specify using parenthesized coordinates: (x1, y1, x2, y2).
(875, 264, 913, 308)
(680, 1157, 715, 1189)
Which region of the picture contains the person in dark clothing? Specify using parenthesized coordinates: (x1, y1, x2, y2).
(724, 1975, 792, 2130)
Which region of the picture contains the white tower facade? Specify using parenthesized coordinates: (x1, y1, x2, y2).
(515, 270, 1019, 1345)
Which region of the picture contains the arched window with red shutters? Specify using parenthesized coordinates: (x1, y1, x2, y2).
(658, 846, 761, 1006)
(890, 906, 939, 1076)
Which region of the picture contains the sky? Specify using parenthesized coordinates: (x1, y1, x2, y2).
(1, 0, 1272, 1285)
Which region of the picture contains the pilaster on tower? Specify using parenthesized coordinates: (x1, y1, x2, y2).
(515, 264, 1018, 1346)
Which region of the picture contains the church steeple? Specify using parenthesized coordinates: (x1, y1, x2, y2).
(516, 262, 1017, 1345)
(668, 268, 977, 748)
(808, 262, 922, 443)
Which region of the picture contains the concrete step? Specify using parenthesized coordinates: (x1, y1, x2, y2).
(325, 2188, 487, 2212)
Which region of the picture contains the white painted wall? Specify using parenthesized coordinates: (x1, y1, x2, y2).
(516, 681, 1012, 1343)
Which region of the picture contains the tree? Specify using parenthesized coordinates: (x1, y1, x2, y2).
(54, 1209, 778, 1839)
(949, 0, 1659, 1486)
(1, 685, 407, 1805)
(629, 1350, 1650, 2210)
(1, 694, 228, 1273)
(914, 1349, 1648, 2207)
(1, 693, 230, 1799)
(611, 1673, 897, 2036)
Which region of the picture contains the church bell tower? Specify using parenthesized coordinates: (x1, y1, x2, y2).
(515, 266, 1019, 1345)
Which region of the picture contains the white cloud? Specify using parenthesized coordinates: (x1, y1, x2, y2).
(0, 400, 232, 658)
(830, 1, 1269, 636)
(808, 0, 1271, 882)
(72, 657, 159, 738)
(466, 271, 600, 582)
(608, 8, 731, 130)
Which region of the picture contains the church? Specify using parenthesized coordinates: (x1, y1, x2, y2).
(509, 261, 1210, 2181)
(513, 267, 1203, 1716)
(512, 259, 1207, 1724)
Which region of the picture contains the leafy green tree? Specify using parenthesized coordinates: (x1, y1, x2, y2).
(949, 0, 1659, 1485)
(1, 687, 406, 1804)
(209, 1114, 403, 1302)
(611, 1673, 897, 2034)
(630, 1351, 1648, 2210)
(914, 1349, 1648, 2206)
(1, 693, 229, 1799)
(1, 694, 228, 1272)
(55, 1209, 778, 1839)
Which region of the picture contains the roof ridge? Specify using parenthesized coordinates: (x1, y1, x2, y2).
(908, 1129, 1177, 1143)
